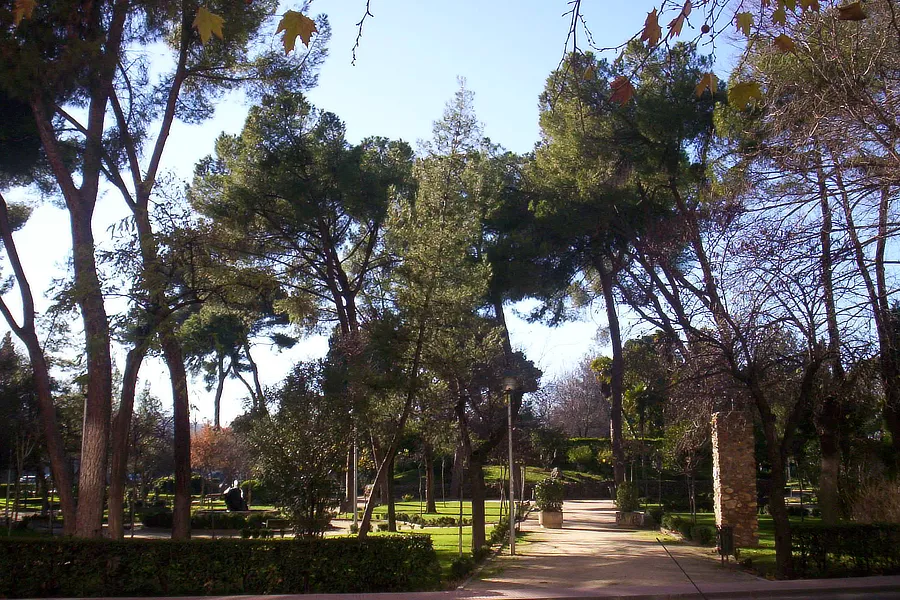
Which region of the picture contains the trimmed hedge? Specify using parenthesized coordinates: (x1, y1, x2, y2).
(793, 524, 900, 577)
(0, 536, 441, 597)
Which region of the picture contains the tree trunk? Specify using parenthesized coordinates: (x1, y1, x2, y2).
(598, 263, 625, 485)
(424, 442, 436, 513)
(451, 445, 465, 499)
(469, 457, 487, 551)
(386, 457, 396, 532)
(0, 196, 77, 534)
(817, 397, 842, 524)
(108, 344, 148, 539)
(213, 355, 226, 430)
(162, 334, 192, 540)
(765, 425, 793, 579)
(71, 208, 113, 539)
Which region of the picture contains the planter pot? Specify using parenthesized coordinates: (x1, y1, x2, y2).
(539, 510, 563, 529)
(615, 511, 645, 528)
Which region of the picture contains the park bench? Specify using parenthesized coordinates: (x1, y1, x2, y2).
(265, 517, 293, 537)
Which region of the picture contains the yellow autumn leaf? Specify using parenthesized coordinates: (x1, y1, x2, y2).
(773, 33, 796, 52)
(782, 0, 797, 11)
(837, 1, 866, 20)
(610, 76, 635, 106)
(695, 72, 717, 97)
(276, 10, 318, 54)
(583, 64, 596, 81)
(729, 81, 763, 109)
(13, 0, 36, 26)
(193, 6, 224, 44)
(641, 8, 662, 47)
(772, 6, 787, 25)
(735, 12, 753, 36)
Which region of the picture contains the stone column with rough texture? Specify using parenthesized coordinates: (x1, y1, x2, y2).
(711, 411, 759, 547)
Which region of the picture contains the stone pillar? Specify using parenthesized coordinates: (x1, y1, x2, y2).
(711, 411, 759, 547)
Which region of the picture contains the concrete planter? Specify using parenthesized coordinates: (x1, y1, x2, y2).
(615, 511, 645, 528)
(539, 510, 563, 528)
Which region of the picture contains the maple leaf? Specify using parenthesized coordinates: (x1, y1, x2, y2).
(13, 0, 36, 26)
(773, 33, 796, 52)
(772, 6, 787, 25)
(193, 6, 224, 44)
(610, 77, 635, 106)
(668, 13, 686, 38)
(276, 10, 318, 54)
(695, 72, 717, 97)
(729, 81, 763, 110)
(583, 64, 597, 81)
(735, 12, 753, 36)
(641, 9, 662, 47)
(837, 1, 867, 20)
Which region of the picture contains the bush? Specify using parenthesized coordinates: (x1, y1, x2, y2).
(140, 510, 173, 528)
(793, 524, 900, 577)
(616, 482, 641, 513)
(661, 513, 684, 532)
(647, 507, 665, 527)
(786, 505, 810, 518)
(690, 525, 715, 545)
(0, 536, 441, 596)
(567, 445, 596, 471)
(450, 555, 475, 580)
(850, 480, 900, 524)
(534, 478, 565, 512)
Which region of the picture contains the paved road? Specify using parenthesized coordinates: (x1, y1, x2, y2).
(464, 499, 760, 593)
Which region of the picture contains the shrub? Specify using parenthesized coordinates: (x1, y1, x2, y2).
(690, 525, 715, 545)
(786, 505, 810, 518)
(140, 510, 173, 528)
(534, 478, 565, 512)
(661, 514, 684, 532)
(647, 507, 665, 527)
(0, 536, 441, 596)
(793, 523, 900, 577)
(450, 555, 475, 580)
(849, 480, 900, 524)
(567, 445, 596, 471)
(402, 494, 414, 502)
(616, 482, 641, 513)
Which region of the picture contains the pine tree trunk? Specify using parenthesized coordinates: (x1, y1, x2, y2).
(387, 457, 396, 532)
(71, 208, 113, 539)
(163, 334, 192, 540)
(108, 344, 148, 539)
(424, 443, 436, 513)
(598, 263, 625, 485)
(469, 457, 487, 550)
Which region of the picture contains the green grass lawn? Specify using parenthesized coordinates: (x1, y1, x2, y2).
(371, 523, 497, 578)
(666, 511, 822, 577)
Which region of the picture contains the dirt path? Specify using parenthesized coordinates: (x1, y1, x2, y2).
(463, 499, 760, 593)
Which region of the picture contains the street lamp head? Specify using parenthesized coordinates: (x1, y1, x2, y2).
(502, 374, 519, 393)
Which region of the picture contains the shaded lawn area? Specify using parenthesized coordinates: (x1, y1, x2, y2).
(667, 511, 822, 577)
(375, 500, 505, 523)
(372, 524, 496, 578)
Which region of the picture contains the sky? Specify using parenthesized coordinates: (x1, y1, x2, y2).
(1, 0, 740, 426)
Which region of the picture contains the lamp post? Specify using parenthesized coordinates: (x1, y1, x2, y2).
(502, 374, 519, 556)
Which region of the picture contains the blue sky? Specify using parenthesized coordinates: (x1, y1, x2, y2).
(3, 0, 740, 425)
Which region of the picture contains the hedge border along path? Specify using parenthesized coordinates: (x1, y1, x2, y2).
(0, 535, 441, 597)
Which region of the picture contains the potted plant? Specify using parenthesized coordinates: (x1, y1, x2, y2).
(535, 477, 565, 528)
